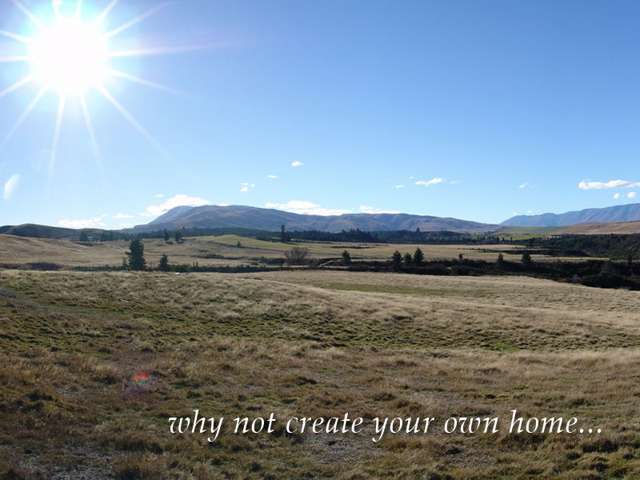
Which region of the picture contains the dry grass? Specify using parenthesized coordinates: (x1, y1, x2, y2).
(1, 269, 640, 478)
(0, 234, 595, 270)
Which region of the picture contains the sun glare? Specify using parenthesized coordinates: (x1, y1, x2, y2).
(0, 0, 197, 172)
(29, 18, 110, 95)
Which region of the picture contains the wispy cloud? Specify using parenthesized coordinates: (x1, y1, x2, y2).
(57, 216, 106, 229)
(113, 213, 135, 219)
(240, 182, 255, 192)
(628, 192, 637, 200)
(266, 174, 278, 180)
(578, 179, 640, 190)
(291, 160, 304, 168)
(265, 200, 350, 216)
(393, 184, 405, 189)
(519, 182, 529, 189)
(3, 174, 20, 200)
(415, 177, 444, 187)
(145, 194, 209, 217)
(154, 193, 165, 198)
(614, 193, 621, 200)
(359, 205, 400, 214)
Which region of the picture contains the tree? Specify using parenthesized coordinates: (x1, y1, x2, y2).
(403, 252, 413, 265)
(342, 250, 352, 266)
(174, 231, 184, 243)
(413, 247, 425, 266)
(392, 251, 402, 271)
(159, 254, 169, 272)
(458, 253, 464, 262)
(284, 247, 309, 265)
(126, 239, 146, 271)
(497, 253, 505, 266)
(521, 252, 532, 266)
(79, 230, 89, 242)
(280, 225, 291, 243)
(163, 229, 170, 242)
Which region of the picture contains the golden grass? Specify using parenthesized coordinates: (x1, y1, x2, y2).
(1, 269, 640, 478)
(0, 234, 595, 270)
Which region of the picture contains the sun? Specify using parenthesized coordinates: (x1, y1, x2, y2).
(28, 17, 110, 96)
(0, 0, 204, 172)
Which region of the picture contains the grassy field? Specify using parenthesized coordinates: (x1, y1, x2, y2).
(1, 269, 640, 479)
(0, 234, 595, 269)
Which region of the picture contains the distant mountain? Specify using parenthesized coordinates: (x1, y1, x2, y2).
(502, 203, 640, 227)
(0, 223, 85, 240)
(135, 205, 496, 233)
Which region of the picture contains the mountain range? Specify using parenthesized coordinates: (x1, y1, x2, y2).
(502, 203, 640, 227)
(3, 203, 640, 240)
(135, 205, 496, 233)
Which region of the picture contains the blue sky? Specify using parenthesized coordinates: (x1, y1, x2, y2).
(1, 0, 640, 228)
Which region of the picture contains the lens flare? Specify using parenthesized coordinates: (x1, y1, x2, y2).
(28, 17, 110, 96)
(0, 0, 204, 170)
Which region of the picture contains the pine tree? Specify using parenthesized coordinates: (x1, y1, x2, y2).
(413, 247, 425, 266)
(497, 253, 505, 266)
(403, 252, 413, 265)
(126, 239, 146, 271)
(175, 231, 183, 243)
(342, 250, 352, 266)
(159, 254, 169, 272)
(521, 252, 532, 266)
(163, 229, 170, 242)
(392, 251, 403, 270)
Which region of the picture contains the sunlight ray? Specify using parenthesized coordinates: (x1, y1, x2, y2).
(0, 30, 31, 44)
(75, 0, 84, 18)
(95, 0, 118, 24)
(80, 94, 102, 168)
(1, 88, 47, 147)
(105, 3, 170, 39)
(0, 75, 33, 98)
(109, 43, 212, 58)
(48, 95, 66, 177)
(10, 0, 44, 29)
(97, 86, 168, 158)
(109, 69, 179, 94)
(0, 55, 29, 63)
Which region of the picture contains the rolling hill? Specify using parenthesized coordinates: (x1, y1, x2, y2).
(502, 203, 640, 227)
(134, 205, 496, 233)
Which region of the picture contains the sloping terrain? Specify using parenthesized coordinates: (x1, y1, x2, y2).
(503, 203, 640, 227)
(138, 205, 496, 233)
(1, 270, 640, 479)
(556, 221, 640, 235)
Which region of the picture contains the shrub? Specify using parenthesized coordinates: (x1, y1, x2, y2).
(284, 247, 309, 265)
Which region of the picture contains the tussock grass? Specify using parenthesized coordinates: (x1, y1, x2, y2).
(1, 270, 639, 478)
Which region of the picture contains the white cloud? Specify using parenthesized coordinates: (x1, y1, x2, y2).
(359, 205, 401, 214)
(57, 216, 106, 229)
(614, 193, 621, 200)
(519, 182, 529, 189)
(628, 192, 637, 199)
(265, 200, 350, 216)
(3, 174, 20, 200)
(393, 184, 405, 189)
(267, 175, 278, 180)
(113, 213, 135, 219)
(240, 182, 255, 193)
(415, 177, 444, 187)
(154, 193, 165, 198)
(291, 160, 304, 168)
(145, 194, 209, 217)
(578, 179, 640, 190)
